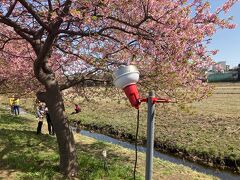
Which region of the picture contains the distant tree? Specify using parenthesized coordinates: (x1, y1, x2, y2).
(0, 0, 238, 177)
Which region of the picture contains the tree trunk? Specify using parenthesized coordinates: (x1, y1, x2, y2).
(44, 84, 78, 177)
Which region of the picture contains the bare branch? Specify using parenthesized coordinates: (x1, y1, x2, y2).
(33, 0, 72, 86)
(0, 37, 21, 50)
(47, 0, 53, 21)
(59, 0, 72, 17)
(59, 25, 153, 41)
(60, 77, 84, 91)
(18, 0, 50, 31)
(0, 15, 36, 36)
(5, 0, 17, 17)
(48, 0, 53, 12)
(60, 77, 111, 91)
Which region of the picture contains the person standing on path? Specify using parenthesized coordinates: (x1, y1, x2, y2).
(13, 96, 20, 115)
(36, 104, 44, 134)
(9, 96, 14, 114)
(45, 107, 55, 135)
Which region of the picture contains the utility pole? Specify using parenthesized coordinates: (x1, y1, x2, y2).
(145, 91, 155, 180)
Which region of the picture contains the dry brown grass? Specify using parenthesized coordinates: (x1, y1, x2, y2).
(191, 82, 240, 116)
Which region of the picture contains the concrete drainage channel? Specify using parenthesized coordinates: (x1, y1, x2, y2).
(71, 128, 239, 180)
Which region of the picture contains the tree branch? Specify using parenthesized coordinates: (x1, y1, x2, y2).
(59, 0, 72, 17)
(0, 36, 21, 50)
(0, 15, 42, 52)
(36, 91, 47, 102)
(34, 0, 72, 87)
(60, 77, 84, 91)
(59, 77, 111, 91)
(0, 15, 36, 36)
(18, 0, 50, 31)
(5, 0, 18, 17)
(59, 25, 153, 41)
(48, 0, 53, 12)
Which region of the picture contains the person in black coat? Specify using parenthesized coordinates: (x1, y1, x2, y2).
(45, 107, 55, 135)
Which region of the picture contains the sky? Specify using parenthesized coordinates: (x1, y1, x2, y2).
(208, 1, 240, 68)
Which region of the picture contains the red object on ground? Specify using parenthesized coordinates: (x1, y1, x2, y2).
(123, 84, 140, 109)
(75, 104, 81, 113)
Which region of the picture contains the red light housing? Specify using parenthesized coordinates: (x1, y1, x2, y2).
(123, 84, 140, 109)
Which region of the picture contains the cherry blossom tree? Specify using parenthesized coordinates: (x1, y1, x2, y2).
(0, 0, 238, 176)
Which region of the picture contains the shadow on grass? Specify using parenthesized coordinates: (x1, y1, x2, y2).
(0, 128, 138, 179)
(76, 141, 131, 163)
(0, 107, 139, 179)
(0, 108, 29, 125)
(0, 128, 60, 179)
(75, 141, 136, 180)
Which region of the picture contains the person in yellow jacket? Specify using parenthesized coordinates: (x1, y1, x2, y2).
(13, 96, 20, 115)
(9, 96, 14, 114)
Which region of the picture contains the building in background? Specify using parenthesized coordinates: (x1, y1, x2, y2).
(207, 61, 240, 82)
(212, 61, 227, 72)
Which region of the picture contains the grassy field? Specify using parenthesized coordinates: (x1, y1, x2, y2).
(0, 107, 217, 179)
(2, 82, 240, 173)
(191, 82, 240, 116)
(67, 83, 240, 172)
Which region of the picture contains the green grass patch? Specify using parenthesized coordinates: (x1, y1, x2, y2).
(0, 108, 137, 179)
(0, 103, 217, 179)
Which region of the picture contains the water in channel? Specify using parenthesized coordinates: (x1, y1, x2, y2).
(72, 128, 239, 180)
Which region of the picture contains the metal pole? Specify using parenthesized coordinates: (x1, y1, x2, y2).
(145, 91, 155, 180)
